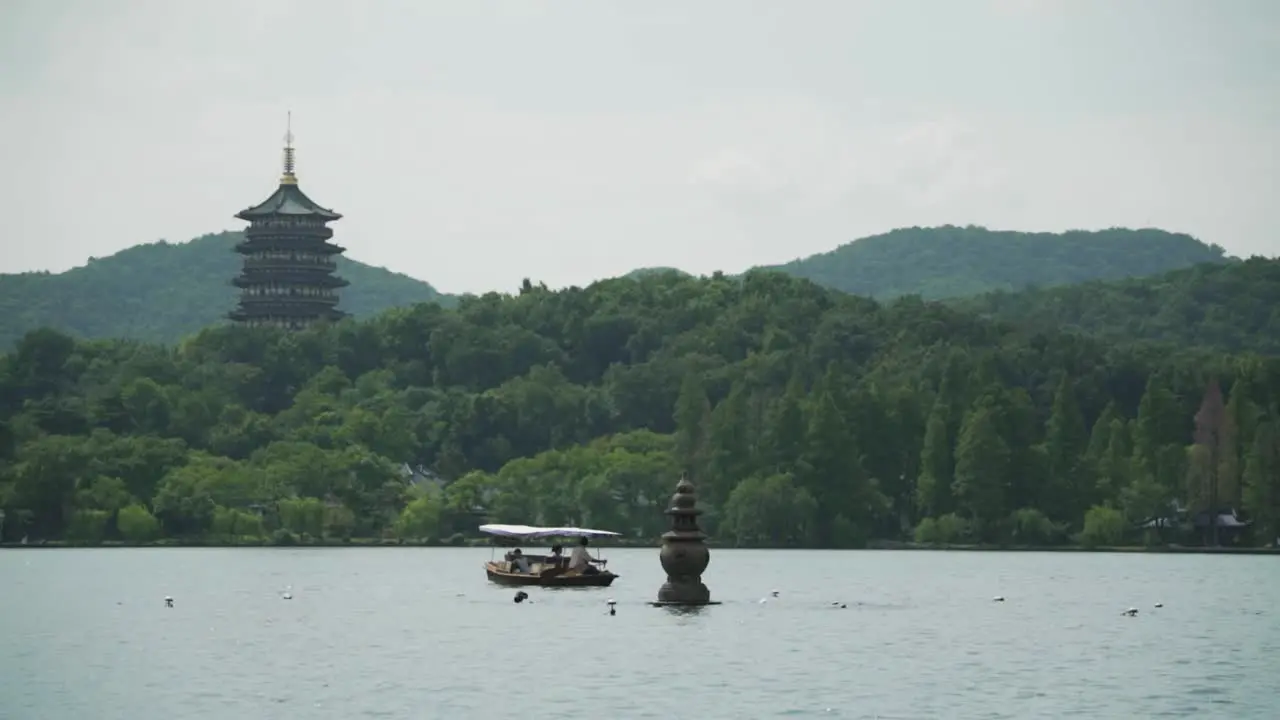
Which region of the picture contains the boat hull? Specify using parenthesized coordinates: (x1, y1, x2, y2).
(485, 563, 618, 588)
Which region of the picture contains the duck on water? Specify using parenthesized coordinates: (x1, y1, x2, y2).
(480, 524, 621, 588)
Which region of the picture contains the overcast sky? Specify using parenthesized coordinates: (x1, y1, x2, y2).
(1, 0, 1277, 294)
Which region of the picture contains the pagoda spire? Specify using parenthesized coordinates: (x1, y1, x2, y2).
(280, 111, 297, 185)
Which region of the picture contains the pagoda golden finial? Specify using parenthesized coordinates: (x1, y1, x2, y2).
(280, 111, 298, 185)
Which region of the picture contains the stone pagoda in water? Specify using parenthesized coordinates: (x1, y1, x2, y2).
(656, 473, 715, 606)
(229, 114, 348, 330)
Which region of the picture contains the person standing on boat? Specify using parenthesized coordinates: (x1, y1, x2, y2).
(568, 537, 600, 575)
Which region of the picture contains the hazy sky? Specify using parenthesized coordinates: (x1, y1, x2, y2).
(2, 0, 1277, 294)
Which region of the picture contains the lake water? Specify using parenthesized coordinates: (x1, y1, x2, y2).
(1, 547, 1276, 719)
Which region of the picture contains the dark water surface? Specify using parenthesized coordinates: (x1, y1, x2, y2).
(2, 548, 1276, 719)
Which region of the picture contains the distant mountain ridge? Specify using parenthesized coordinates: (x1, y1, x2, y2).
(0, 225, 1237, 348)
(0, 232, 452, 349)
(759, 225, 1233, 300)
(952, 255, 1280, 356)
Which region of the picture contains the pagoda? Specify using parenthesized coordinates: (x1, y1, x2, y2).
(229, 115, 348, 329)
(654, 473, 717, 606)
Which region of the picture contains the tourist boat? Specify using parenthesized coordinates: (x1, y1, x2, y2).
(479, 523, 621, 588)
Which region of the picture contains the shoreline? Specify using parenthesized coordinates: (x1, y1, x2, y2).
(3, 539, 1278, 554)
(867, 542, 1280, 555)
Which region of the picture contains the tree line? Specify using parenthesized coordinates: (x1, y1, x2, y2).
(1, 269, 1277, 548)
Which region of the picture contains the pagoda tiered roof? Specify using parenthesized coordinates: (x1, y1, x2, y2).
(235, 182, 342, 221)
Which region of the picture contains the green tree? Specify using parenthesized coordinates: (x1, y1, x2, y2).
(8, 434, 95, 538)
(799, 369, 878, 547)
(913, 513, 971, 545)
(210, 506, 265, 542)
(1216, 383, 1248, 510)
(120, 378, 172, 435)
(116, 504, 161, 543)
(1097, 419, 1133, 501)
(915, 393, 954, 518)
(1042, 375, 1087, 520)
(1080, 505, 1126, 548)
(951, 402, 1010, 537)
(1085, 401, 1120, 468)
(1242, 417, 1280, 545)
(721, 472, 817, 547)
(278, 497, 326, 539)
(1119, 471, 1170, 544)
(761, 374, 806, 474)
(1132, 373, 1185, 495)
(74, 476, 134, 514)
(704, 383, 752, 507)
(1008, 508, 1062, 546)
(65, 509, 110, 545)
(672, 371, 711, 479)
(394, 494, 444, 540)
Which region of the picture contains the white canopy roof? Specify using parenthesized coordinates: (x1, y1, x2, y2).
(478, 524, 621, 540)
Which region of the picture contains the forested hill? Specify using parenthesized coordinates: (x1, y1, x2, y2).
(953, 257, 1280, 356)
(3, 270, 1278, 549)
(762, 226, 1232, 300)
(623, 267, 691, 279)
(2, 224, 1231, 348)
(0, 232, 453, 349)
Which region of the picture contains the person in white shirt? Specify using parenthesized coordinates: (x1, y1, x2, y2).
(567, 536, 600, 575)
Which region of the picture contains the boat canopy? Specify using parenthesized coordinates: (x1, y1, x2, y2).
(478, 524, 621, 540)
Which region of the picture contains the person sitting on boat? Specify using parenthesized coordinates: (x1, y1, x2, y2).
(508, 548, 531, 573)
(548, 545, 565, 568)
(568, 536, 600, 575)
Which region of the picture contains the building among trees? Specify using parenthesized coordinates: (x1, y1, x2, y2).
(229, 115, 348, 329)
